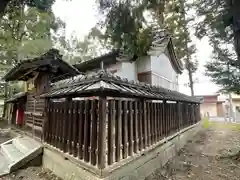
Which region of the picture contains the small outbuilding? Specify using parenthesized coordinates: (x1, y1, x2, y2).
(3, 49, 80, 138)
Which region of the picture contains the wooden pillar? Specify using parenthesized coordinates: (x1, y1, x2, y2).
(72, 101, 78, 157)
(123, 100, 128, 159)
(165, 101, 169, 136)
(55, 103, 60, 148)
(115, 100, 122, 162)
(49, 102, 54, 145)
(177, 102, 181, 131)
(63, 98, 70, 153)
(98, 97, 107, 169)
(147, 102, 151, 147)
(174, 103, 176, 132)
(185, 103, 188, 127)
(77, 101, 84, 160)
(198, 104, 201, 122)
(150, 103, 154, 144)
(138, 101, 143, 151)
(159, 103, 163, 139)
(43, 98, 50, 142)
(67, 100, 73, 154)
(143, 100, 147, 149)
(51, 102, 56, 146)
(162, 101, 166, 137)
(59, 103, 64, 151)
(153, 103, 157, 144)
(169, 103, 172, 134)
(128, 101, 133, 156)
(83, 100, 90, 162)
(133, 101, 139, 153)
(108, 100, 116, 165)
(90, 100, 98, 165)
(165, 102, 169, 136)
(157, 103, 160, 141)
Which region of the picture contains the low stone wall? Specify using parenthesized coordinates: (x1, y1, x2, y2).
(42, 122, 201, 180)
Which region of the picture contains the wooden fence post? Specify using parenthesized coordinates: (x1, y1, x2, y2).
(128, 101, 133, 156)
(72, 101, 78, 157)
(98, 96, 107, 169)
(90, 100, 98, 165)
(83, 100, 90, 162)
(133, 101, 139, 153)
(143, 100, 147, 149)
(108, 100, 116, 165)
(67, 99, 73, 155)
(177, 102, 181, 132)
(77, 101, 84, 160)
(116, 100, 122, 162)
(139, 101, 143, 151)
(43, 98, 50, 142)
(123, 100, 128, 159)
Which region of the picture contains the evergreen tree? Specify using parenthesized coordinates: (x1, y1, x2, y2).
(97, 0, 198, 95)
(194, 0, 240, 94)
(0, 0, 55, 17)
(0, 1, 65, 102)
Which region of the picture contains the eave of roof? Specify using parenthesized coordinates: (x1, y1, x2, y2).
(6, 92, 27, 103)
(41, 70, 200, 103)
(74, 50, 120, 73)
(3, 49, 80, 82)
(147, 33, 183, 74)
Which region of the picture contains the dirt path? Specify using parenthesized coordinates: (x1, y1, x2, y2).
(146, 126, 240, 180)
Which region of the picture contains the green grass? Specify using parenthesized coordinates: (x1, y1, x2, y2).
(202, 117, 240, 131)
(202, 117, 210, 128)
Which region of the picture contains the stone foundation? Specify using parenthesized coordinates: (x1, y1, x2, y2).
(42, 122, 201, 180)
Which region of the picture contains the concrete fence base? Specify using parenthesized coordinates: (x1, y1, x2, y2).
(42, 122, 201, 180)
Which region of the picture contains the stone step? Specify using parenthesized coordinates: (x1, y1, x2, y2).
(0, 136, 43, 177)
(0, 152, 9, 177)
(12, 137, 39, 155)
(1, 143, 24, 164)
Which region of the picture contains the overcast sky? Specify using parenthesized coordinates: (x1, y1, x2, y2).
(53, 0, 220, 96)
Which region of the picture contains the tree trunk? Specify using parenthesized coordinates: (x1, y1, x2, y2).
(180, 0, 195, 96)
(187, 65, 194, 96)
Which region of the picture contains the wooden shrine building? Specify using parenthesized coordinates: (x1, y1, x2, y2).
(3, 49, 80, 138)
(2, 48, 201, 179)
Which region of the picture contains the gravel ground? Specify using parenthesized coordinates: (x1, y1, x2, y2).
(146, 125, 240, 180)
(1, 167, 62, 180)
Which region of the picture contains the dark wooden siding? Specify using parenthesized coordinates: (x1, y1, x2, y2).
(137, 71, 152, 84)
(24, 72, 51, 136)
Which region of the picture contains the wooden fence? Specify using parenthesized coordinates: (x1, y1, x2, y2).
(44, 97, 200, 169)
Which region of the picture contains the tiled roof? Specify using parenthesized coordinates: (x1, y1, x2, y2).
(74, 29, 183, 74)
(3, 49, 80, 82)
(41, 70, 200, 103)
